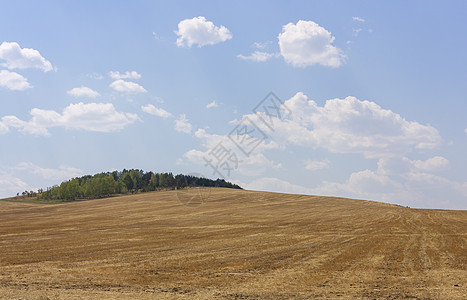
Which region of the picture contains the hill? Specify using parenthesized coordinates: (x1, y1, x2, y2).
(0, 188, 466, 299)
(18, 169, 241, 202)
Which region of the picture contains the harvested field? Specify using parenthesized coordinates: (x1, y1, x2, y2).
(0, 188, 466, 299)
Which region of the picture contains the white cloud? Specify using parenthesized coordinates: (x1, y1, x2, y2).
(353, 28, 362, 36)
(224, 95, 459, 209)
(464, 128, 467, 134)
(252, 41, 272, 49)
(176, 16, 232, 48)
(87, 72, 104, 80)
(0, 163, 84, 198)
(152, 32, 160, 40)
(0, 172, 31, 197)
(377, 156, 449, 175)
(237, 153, 282, 176)
(252, 92, 441, 158)
(321, 169, 402, 195)
(183, 148, 279, 178)
(0, 102, 139, 136)
(0, 70, 32, 90)
(242, 171, 467, 209)
(353, 17, 365, 22)
(179, 91, 456, 207)
(0, 121, 8, 134)
(240, 177, 315, 195)
(182, 128, 280, 177)
(14, 162, 82, 181)
(141, 104, 172, 119)
(174, 114, 192, 133)
(206, 101, 218, 109)
(67, 86, 100, 98)
(0, 42, 53, 72)
(278, 20, 345, 68)
(109, 79, 147, 93)
(299, 155, 463, 208)
(193, 128, 278, 155)
(109, 71, 141, 80)
(237, 51, 278, 62)
(305, 159, 330, 171)
(316, 159, 465, 209)
(345, 170, 400, 195)
(182, 149, 204, 162)
(411, 156, 449, 172)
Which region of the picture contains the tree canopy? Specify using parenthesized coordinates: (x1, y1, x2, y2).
(38, 169, 242, 201)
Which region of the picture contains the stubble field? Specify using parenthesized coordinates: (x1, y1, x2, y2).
(0, 188, 466, 299)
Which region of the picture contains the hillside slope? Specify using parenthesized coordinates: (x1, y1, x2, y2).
(0, 188, 466, 299)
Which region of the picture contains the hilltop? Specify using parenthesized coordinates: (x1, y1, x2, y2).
(12, 169, 241, 202)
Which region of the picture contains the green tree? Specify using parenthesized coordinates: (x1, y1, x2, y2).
(121, 173, 134, 191)
(130, 169, 143, 191)
(149, 172, 158, 190)
(158, 173, 168, 187)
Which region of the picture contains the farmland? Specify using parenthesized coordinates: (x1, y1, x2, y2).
(0, 188, 466, 299)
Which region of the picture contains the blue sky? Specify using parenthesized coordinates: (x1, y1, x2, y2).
(0, 1, 466, 209)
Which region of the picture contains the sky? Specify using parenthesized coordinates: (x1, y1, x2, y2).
(0, 0, 466, 209)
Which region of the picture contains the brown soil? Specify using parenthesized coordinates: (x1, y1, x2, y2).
(0, 188, 466, 299)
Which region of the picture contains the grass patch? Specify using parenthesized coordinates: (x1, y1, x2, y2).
(0, 196, 70, 204)
(1, 193, 136, 205)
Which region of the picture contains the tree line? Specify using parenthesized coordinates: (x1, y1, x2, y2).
(38, 169, 242, 201)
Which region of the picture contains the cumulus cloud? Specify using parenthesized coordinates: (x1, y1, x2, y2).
(252, 92, 441, 158)
(411, 156, 449, 171)
(176, 16, 232, 48)
(377, 156, 449, 176)
(14, 162, 82, 181)
(353, 17, 365, 22)
(294, 155, 461, 208)
(179, 91, 456, 207)
(182, 91, 442, 177)
(182, 128, 280, 177)
(184, 148, 279, 177)
(278, 20, 345, 68)
(305, 159, 330, 171)
(313, 156, 465, 209)
(0, 172, 31, 198)
(141, 104, 172, 119)
(109, 71, 141, 80)
(0, 163, 84, 198)
(0, 42, 53, 72)
(0, 70, 32, 90)
(0, 102, 139, 136)
(317, 169, 402, 196)
(109, 79, 147, 93)
(67, 86, 100, 98)
(243, 161, 466, 209)
(237, 51, 278, 62)
(206, 101, 218, 109)
(174, 114, 192, 133)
